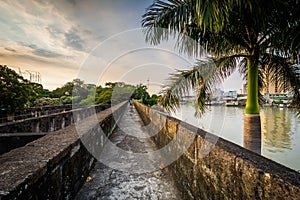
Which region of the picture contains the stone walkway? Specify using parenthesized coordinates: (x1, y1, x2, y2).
(75, 104, 181, 200)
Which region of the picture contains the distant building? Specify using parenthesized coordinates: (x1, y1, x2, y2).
(223, 90, 237, 98)
(214, 88, 224, 100)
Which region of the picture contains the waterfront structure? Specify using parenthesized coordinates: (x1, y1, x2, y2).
(1, 101, 299, 199)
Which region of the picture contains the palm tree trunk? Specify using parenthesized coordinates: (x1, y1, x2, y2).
(244, 113, 261, 154)
(244, 58, 261, 154)
(245, 58, 259, 114)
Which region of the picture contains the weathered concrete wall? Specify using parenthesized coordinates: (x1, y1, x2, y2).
(0, 104, 110, 133)
(0, 101, 128, 200)
(0, 133, 47, 155)
(133, 101, 300, 200)
(0, 104, 74, 123)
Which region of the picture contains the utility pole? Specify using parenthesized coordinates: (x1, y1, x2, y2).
(147, 77, 149, 91)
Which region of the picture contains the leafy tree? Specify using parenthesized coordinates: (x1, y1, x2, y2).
(49, 78, 89, 104)
(30, 82, 50, 98)
(95, 82, 135, 104)
(142, 0, 299, 152)
(111, 84, 135, 103)
(95, 85, 113, 104)
(132, 84, 149, 102)
(50, 82, 73, 98)
(79, 84, 96, 105)
(0, 65, 37, 112)
(93, 82, 158, 106)
(34, 97, 61, 106)
(144, 94, 159, 106)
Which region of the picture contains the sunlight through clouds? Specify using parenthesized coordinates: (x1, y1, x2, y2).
(0, 0, 243, 91)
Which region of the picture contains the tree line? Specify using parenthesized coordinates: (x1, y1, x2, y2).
(0, 65, 158, 113)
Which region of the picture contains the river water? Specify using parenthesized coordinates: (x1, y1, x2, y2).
(171, 104, 300, 171)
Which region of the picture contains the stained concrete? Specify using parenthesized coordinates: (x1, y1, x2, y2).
(76, 104, 181, 200)
(0, 102, 126, 200)
(133, 101, 300, 200)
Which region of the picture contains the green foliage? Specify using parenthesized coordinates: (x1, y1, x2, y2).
(93, 82, 158, 106)
(144, 94, 159, 106)
(111, 84, 135, 103)
(95, 86, 113, 104)
(142, 0, 300, 116)
(0, 65, 37, 112)
(130, 84, 159, 106)
(95, 82, 135, 105)
(49, 78, 90, 104)
(34, 97, 61, 106)
(0, 66, 159, 110)
(31, 82, 50, 98)
(132, 84, 148, 100)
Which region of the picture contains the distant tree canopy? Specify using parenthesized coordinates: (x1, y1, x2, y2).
(0, 65, 159, 111)
(54, 81, 158, 106)
(50, 78, 90, 104)
(0, 65, 37, 112)
(94, 82, 154, 105)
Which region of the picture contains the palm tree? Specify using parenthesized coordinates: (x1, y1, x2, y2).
(142, 0, 300, 153)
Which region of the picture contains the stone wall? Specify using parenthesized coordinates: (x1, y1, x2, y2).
(0, 101, 128, 200)
(133, 101, 300, 200)
(0, 104, 74, 123)
(0, 133, 46, 155)
(0, 104, 110, 133)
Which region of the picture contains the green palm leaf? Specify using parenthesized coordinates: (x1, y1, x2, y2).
(160, 56, 239, 116)
(143, 0, 300, 116)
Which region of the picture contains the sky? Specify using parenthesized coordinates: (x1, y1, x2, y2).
(0, 0, 244, 93)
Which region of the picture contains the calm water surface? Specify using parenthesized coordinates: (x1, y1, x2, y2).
(171, 105, 300, 171)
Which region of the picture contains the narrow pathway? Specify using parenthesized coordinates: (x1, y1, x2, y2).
(76, 104, 181, 200)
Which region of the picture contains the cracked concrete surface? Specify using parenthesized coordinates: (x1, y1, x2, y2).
(75, 104, 181, 200)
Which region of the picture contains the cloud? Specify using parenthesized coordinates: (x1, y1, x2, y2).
(66, 0, 77, 6)
(4, 47, 16, 52)
(0, 0, 171, 91)
(32, 49, 63, 58)
(16, 43, 63, 58)
(64, 28, 84, 51)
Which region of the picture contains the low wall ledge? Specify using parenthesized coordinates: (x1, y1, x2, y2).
(0, 101, 128, 200)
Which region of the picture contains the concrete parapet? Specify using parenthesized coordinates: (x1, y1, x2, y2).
(0, 104, 74, 123)
(0, 104, 110, 133)
(0, 133, 47, 155)
(133, 101, 300, 200)
(0, 101, 128, 200)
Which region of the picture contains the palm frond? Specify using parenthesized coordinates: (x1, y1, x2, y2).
(143, 0, 300, 117)
(260, 53, 300, 116)
(142, 0, 245, 57)
(159, 55, 239, 116)
(195, 0, 233, 32)
(142, 0, 192, 45)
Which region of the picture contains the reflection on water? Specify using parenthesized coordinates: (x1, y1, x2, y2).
(261, 108, 292, 152)
(171, 105, 300, 171)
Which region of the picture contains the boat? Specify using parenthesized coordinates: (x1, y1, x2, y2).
(225, 100, 239, 106)
(225, 97, 246, 107)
